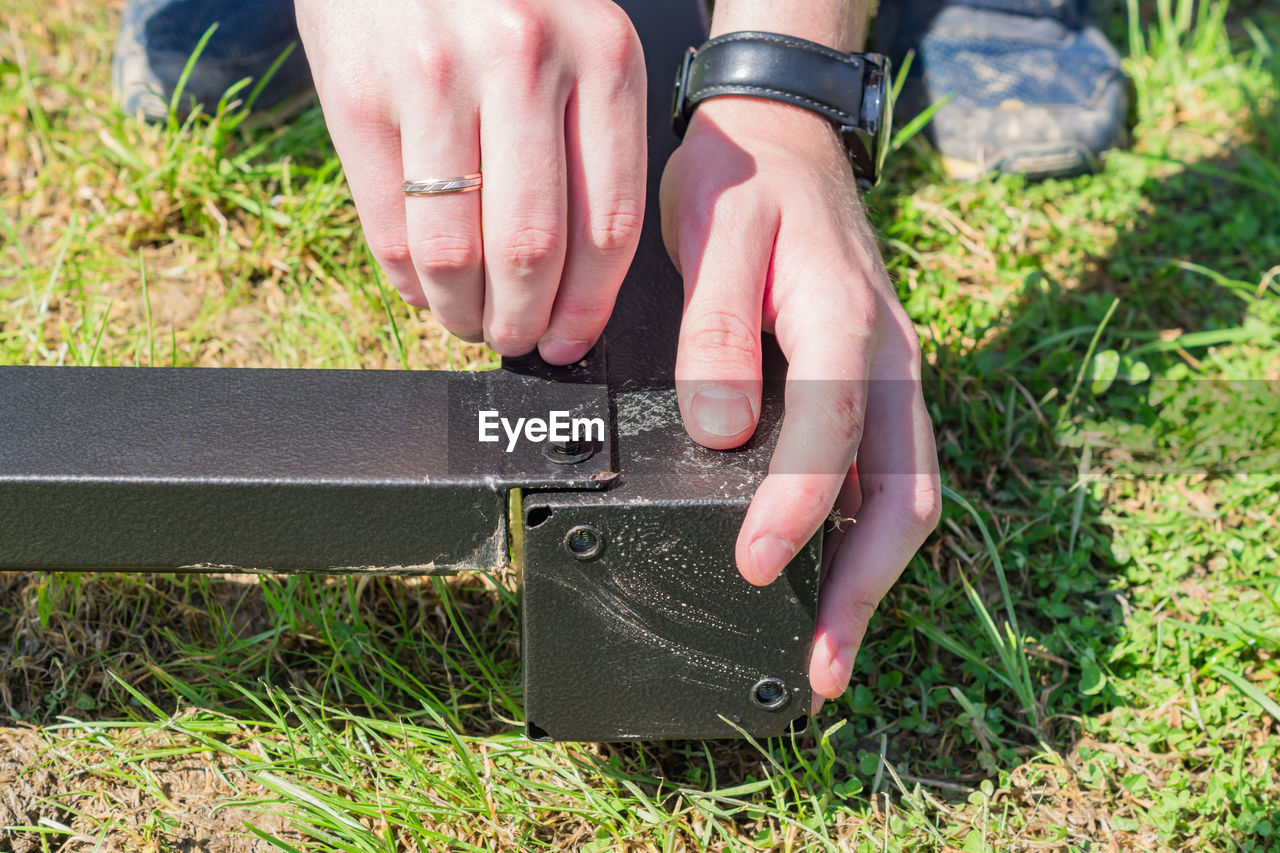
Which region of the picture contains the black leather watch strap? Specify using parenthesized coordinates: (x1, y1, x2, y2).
(673, 31, 871, 134)
(671, 31, 892, 188)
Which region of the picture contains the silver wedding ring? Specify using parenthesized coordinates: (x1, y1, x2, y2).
(402, 173, 483, 196)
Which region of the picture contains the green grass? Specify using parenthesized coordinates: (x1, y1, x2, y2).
(2, 0, 1278, 850)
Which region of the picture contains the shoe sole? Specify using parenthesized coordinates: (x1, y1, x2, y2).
(938, 140, 1104, 180)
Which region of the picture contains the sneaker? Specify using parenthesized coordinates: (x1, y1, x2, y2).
(874, 0, 1128, 179)
(112, 0, 312, 121)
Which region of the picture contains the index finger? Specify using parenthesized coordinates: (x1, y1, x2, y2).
(734, 271, 881, 586)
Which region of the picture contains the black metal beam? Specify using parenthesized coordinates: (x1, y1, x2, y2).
(0, 360, 611, 572)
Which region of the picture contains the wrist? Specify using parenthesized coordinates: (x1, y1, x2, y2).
(688, 97, 841, 154)
(671, 25, 892, 189)
(708, 0, 870, 52)
(682, 98, 863, 201)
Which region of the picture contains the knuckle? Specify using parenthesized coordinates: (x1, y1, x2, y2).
(894, 313, 924, 368)
(486, 319, 542, 353)
(849, 298, 881, 335)
(878, 472, 942, 537)
(497, 5, 553, 68)
(911, 472, 944, 533)
(496, 224, 564, 275)
(370, 236, 413, 271)
(789, 477, 840, 520)
(588, 7, 642, 66)
(834, 594, 880, 630)
(819, 385, 867, 448)
(900, 319, 922, 357)
(551, 298, 613, 334)
(331, 82, 389, 129)
(413, 233, 483, 277)
(413, 43, 458, 90)
(682, 188, 723, 235)
(588, 202, 643, 254)
(432, 311, 480, 339)
(680, 310, 759, 363)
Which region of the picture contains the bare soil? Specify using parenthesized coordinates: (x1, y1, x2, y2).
(1, 725, 301, 853)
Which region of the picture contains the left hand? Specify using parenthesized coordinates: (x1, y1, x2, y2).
(295, 0, 647, 363)
(659, 97, 942, 711)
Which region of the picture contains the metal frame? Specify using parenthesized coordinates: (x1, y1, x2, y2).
(0, 0, 821, 740)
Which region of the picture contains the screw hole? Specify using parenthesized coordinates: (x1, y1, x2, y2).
(752, 677, 788, 710)
(526, 507, 552, 528)
(563, 525, 604, 560)
(542, 438, 595, 464)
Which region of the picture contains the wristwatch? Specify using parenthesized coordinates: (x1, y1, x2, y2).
(671, 31, 893, 190)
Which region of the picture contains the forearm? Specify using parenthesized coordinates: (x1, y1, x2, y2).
(707, 0, 873, 51)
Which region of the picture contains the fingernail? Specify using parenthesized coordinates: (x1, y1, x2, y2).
(827, 645, 855, 688)
(538, 337, 591, 365)
(691, 387, 755, 437)
(748, 535, 795, 583)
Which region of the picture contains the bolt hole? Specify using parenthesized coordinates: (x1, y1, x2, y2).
(752, 677, 788, 710)
(567, 529, 595, 554)
(542, 438, 595, 464)
(526, 507, 553, 528)
(563, 525, 604, 560)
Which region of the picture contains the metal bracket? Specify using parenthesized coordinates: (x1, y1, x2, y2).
(521, 446, 820, 741)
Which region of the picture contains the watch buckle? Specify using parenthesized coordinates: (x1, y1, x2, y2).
(840, 125, 878, 192)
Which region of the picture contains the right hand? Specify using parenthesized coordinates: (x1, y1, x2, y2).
(295, 0, 647, 363)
